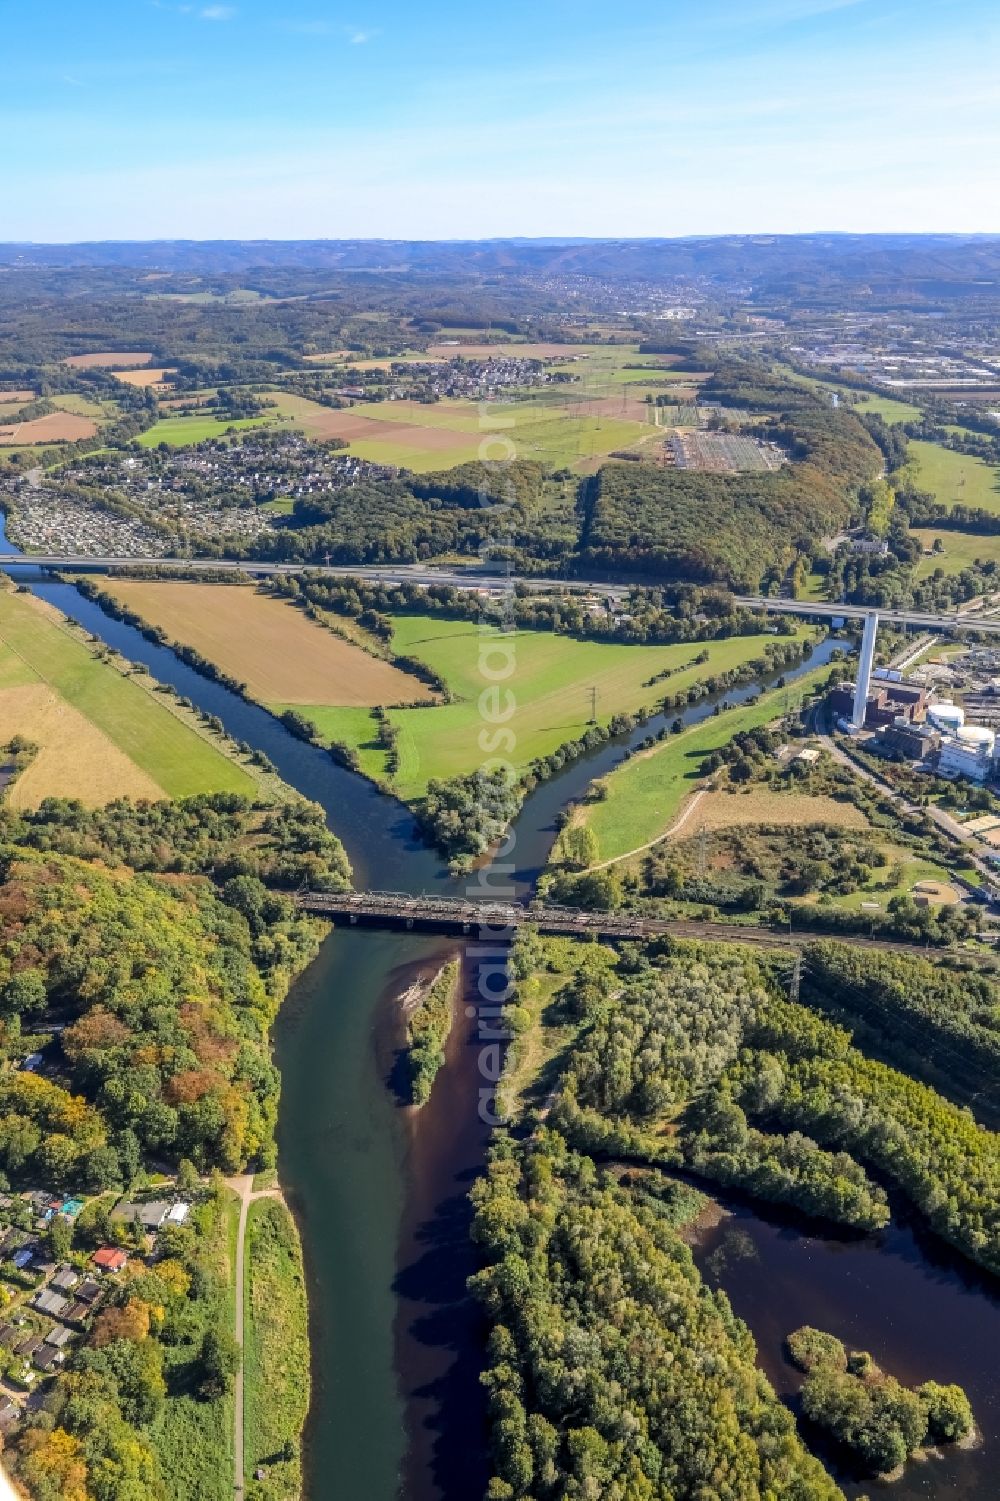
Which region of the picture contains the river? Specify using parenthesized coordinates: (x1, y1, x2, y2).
(2, 519, 996, 1500)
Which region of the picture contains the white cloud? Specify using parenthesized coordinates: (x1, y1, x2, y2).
(348, 28, 377, 44)
(200, 5, 237, 19)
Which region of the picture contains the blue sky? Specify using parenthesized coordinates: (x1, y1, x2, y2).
(2, 0, 998, 240)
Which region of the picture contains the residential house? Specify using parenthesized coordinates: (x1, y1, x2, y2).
(34, 1289, 70, 1319)
(92, 1248, 128, 1274)
(51, 1266, 79, 1294)
(112, 1200, 171, 1232)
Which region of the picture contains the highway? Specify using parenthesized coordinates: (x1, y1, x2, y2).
(2, 552, 1000, 635)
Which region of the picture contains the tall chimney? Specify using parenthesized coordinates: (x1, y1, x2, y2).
(852, 612, 879, 728)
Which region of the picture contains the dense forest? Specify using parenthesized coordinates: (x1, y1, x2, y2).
(580, 368, 882, 590)
(471, 1133, 843, 1501)
(0, 795, 350, 1181)
(478, 930, 1000, 1496)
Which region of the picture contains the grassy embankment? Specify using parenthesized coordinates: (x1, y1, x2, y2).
(243, 1197, 310, 1501)
(150, 1187, 240, 1501)
(575, 668, 831, 865)
(0, 587, 257, 803)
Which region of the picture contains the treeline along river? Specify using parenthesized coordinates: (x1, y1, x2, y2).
(3, 516, 999, 1500)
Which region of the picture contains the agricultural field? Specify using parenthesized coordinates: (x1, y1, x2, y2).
(113, 366, 177, 388)
(100, 580, 434, 707)
(575, 670, 831, 865)
(0, 411, 99, 445)
(0, 587, 256, 802)
(269, 393, 658, 472)
(907, 438, 1000, 513)
(137, 412, 280, 447)
(50, 392, 113, 418)
(273, 344, 694, 472)
(681, 786, 870, 837)
(62, 350, 154, 368)
(288, 616, 816, 802)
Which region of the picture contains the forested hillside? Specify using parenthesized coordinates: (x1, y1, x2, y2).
(580, 369, 882, 589)
(0, 794, 349, 1179)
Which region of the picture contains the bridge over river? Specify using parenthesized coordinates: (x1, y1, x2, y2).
(296, 889, 988, 959)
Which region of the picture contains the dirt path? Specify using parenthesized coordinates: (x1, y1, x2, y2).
(588, 788, 708, 871)
(228, 1175, 284, 1501)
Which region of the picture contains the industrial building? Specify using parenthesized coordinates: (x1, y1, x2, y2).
(828, 679, 930, 730)
(937, 726, 997, 784)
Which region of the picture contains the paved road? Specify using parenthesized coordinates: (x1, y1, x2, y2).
(3, 552, 1000, 636)
(228, 1175, 283, 1501)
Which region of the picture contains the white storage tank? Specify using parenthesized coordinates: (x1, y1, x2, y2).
(958, 725, 995, 750)
(928, 701, 965, 733)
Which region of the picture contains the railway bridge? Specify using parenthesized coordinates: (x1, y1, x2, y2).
(295, 889, 975, 958)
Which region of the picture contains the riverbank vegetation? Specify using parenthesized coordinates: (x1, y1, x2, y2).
(0, 792, 347, 1499)
(477, 928, 1000, 1493)
(548, 668, 832, 869)
(471, 1133, 843, 1500)
(504, 932, 1000, 1270)
(243, 1197, 309, 1501)
(787, 1324, 973, 1477)
(0, 797, 348, 1178)
(405, 959, 460, 1106)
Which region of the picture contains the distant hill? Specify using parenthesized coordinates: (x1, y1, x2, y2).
(1, 234, 999, 308)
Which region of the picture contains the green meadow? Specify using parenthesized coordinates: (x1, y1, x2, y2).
(577, 669, 831, 864)
(290, 616, 814, 802)
(910, 526, 1000, 577)
(137, 413, 278, 447)
(849, 392, 923, 424)
(907, 439, 1000, 513)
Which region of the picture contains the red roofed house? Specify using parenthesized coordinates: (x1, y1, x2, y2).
(92, 1248, 128, 1274)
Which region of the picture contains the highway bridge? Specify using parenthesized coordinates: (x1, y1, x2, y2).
(2, 552, 1000, 636)
(296, 890, 987, 960)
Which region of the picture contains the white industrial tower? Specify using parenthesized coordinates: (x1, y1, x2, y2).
(851, 611, 879, 728)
